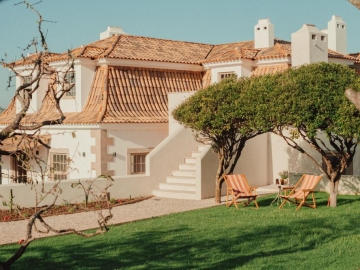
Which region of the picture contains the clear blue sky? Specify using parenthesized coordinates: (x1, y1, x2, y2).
(0, 0, 359, 108)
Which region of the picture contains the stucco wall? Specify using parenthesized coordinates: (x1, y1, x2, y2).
(0, 126, 200, 209)
(106, 123, 168, 176)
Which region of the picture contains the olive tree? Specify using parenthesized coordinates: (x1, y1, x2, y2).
(172, 76, 273, 203)
(0, 2, 112, 269)
(266, 63, 360, 207)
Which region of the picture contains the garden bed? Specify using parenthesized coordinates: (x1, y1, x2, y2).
(0, 196, 153, 222)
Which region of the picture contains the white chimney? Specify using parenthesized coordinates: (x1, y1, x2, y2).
(254, 19, 274, 49)
(100, 26, 128, 40)
(324, 15, 347, 54)
(291, 24, 328, 67)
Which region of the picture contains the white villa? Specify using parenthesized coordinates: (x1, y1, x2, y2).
(1, 15, 360, 205)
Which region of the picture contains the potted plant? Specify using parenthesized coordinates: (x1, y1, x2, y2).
(278, 170, 289, 185)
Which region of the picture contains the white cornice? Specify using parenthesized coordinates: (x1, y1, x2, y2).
(203, 59, 248, 69)
(254, 57, 291, 66)
(96, 58, 205, 72)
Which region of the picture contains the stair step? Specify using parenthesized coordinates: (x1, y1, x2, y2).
(166, 176, 196, 184)
(153, 190, 196, 200)
(184, 157, 196, 164)
(159, 183, 196, 192)
(191, 151, 201, 158)
(179, 163, 196, 170)
(172, 170, 196, 177)
(197, 145, 207, 151)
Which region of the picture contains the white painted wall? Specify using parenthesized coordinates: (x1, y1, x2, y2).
(291, 24, 328, 67)
(50, 60, 96, 113)
(13, 67, 50, 114)
(205, 59, 253, 84)
(168, 91, 195, 134)
(234, 133, 271, 186)
(107, 123, 168, 176)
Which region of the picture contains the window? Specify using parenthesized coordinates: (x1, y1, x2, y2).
(321, 35, 326, 42)
(23, 76, 32, 89)
(64, 71, 76, 97)
(10, 154, 27, 183)
(312, 34, 316, 40)
(219, 72, 235, 81)
(20, 76, 32, 99)
(322, 152, 353, 176)
(342, 25, 345, 29)
(51, 152, 68, 180)
(131, 154, 146, 174)
(127, 148, 152, 175)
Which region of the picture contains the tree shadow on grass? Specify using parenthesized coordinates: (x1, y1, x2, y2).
(3, 202, 360, 270)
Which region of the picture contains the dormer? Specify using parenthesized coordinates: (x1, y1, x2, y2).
(323, 15, 347, 54)
(100, 26, 128, 40)
(254, 19, 274, 49)
(291, 24, 328, 67)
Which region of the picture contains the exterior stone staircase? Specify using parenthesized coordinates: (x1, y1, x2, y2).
(153, 145, 205, 200)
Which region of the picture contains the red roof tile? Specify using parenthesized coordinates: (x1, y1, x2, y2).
(0, 66, 206, 125)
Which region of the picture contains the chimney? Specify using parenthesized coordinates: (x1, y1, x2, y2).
(291, 24, 328, 67)
(254, 19, 274, 49)
(100, 26, 128, 40)
(324, 15, 347, 54)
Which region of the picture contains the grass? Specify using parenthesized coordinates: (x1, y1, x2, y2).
(1, 192, 360, 269)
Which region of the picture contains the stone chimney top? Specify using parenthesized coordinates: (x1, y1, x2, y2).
(254, 18, 274, 49)
(100, 26, 128, 40)
(291, 24, 328, 67)
(324, 15, 347, 54)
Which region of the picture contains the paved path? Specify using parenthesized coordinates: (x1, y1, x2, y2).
(0, 196, 226, 245)
(0, 186, 276, 246)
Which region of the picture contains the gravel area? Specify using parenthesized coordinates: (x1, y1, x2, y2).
(0, 196, 225, 246)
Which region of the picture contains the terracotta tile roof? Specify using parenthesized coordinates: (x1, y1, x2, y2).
(251, 63, 290, 76)
(0, 98, 16, 125)
(0, 66, 206, 125)
(203, 39, 291, 64)
(11, 34, 355, 68)
(0, 134, 50, 153)
(328, 50, 357, 61)
(6, 52, 61, 67)
(349, 52, 360, 62)
(47, 35, 214, 65)
(99, 66, 205, 123)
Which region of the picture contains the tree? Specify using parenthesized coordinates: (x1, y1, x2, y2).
(172, 76, 271, 203)
(0, 2, 112, 269)
(266, 62, 360, 207)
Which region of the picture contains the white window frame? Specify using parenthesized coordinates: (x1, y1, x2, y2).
(218, 72, 235, 81)
(64, 71, 76, 97)
(49, 149, 69, 180)
(127, 148, 152, 175)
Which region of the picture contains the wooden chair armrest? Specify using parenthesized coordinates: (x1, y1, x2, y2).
(250, 186, 257, 190)
(301, 189, 314, 192)
(282, 186, 294, 190)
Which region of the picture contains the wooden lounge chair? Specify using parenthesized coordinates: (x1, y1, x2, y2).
(279, 174, 322, 211)
(224, 174, 259, 209)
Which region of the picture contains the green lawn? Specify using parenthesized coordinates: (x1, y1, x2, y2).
(1, 193, 360, 269)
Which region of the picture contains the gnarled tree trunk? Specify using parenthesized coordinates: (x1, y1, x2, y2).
(328, 180, 340, 207)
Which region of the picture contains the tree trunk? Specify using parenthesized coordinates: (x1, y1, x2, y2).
(215, 178, 221, 203)
(329, 181, 339, 207)
(0, 262, 9, 270)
